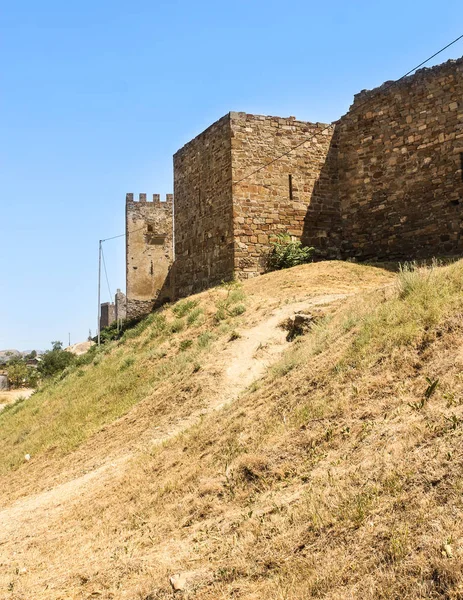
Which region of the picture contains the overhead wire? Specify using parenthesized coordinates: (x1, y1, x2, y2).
(101, 224, 146, 243)
(231, 33, 463, 186)
(101, 244, 113, 301)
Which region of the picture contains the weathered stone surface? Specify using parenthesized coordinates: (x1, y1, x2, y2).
(337, 57, 463, 260)
(126, 193, 173, 320)
(231, 113, 340, 277)
(173, 115, 235, 298)
(99, 302, 116, 330)
(115, 288, 126, 322)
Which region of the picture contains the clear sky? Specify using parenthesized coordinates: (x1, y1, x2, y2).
(1, 0, 462, 350)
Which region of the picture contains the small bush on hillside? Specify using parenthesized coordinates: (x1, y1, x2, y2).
(170, 318, 185, 333)
(397, 260, 442, 299)
(214, 281, 247, 322)
(229, 304, 246, 317)
(230, 453, 272, 485)
(120, 356, 135, 370)
(173, 299, 199, 318)
(179, 339, 193, 352)
(228, 287, 246, 304)
(267, 232, 315, 271)
(214, 306, 227, 322)
(198, 332, 214, 349)
(187, 307, 204, 326)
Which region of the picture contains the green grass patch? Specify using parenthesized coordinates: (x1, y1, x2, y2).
(172, 299, 199, 318)
(0, 304, 216, 475)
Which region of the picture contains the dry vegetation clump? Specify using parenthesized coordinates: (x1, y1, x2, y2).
(227, 452, 274, 487)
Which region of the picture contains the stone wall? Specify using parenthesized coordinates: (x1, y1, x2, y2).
(126, 193, 173, 319)
(231, 113, 339, 278)
(337, 58, 463, 260)
(172, 112, 339, 296)
(173, 115, 234, 298)
(100, 302, 116, 330)
(99, 289, 127, 332)
(115, 289, 127, 322)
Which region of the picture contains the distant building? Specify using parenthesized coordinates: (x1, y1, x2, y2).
(0, 373, 9, 391)
(25, 358, 40, 368)
(99, 288, 127, 331)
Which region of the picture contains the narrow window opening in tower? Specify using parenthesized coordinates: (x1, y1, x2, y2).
(460, 153, 463, 181)
(289, 174, 293, 200)
(147, 234, 166, 245)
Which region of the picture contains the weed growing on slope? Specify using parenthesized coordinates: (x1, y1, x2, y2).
(229, 304, 246, 317)
(228, 330, 241, 341)
(179, 339, 193, 352)
(120, 356, 135, 370)
(214, 281, 247, 323)
(348, 260, 463, 366)
(197, 332, 215, 349)
(186, 306, 204, 326)
(170, 318, 185, 333)
(173, 299, 199, 318)
(408, 376, 439, 410)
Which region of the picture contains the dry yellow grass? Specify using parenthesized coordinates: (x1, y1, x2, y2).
(7, 260, 463, 599)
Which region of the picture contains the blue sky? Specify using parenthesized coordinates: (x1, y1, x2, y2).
(1, 0, 462, 350)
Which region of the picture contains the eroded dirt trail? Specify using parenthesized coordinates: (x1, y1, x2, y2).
(220, 294, 347, 404)
(0, 293, 347, 549)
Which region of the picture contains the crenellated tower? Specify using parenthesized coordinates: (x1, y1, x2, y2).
(126, 193, 174, 320)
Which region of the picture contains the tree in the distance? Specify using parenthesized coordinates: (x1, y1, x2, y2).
(38, 341, 75, 379)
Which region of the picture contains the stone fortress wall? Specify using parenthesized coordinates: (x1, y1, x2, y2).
(99, 289, 127, 331)
(99, 301, 116, 331)
(126, 193, 173, 320)
(337, 57, 463, 259)
(230, 113, 340, 278)
(172, 113, 340, 295)
(121, 56, 463, 318)
(173, 115, 234, 298)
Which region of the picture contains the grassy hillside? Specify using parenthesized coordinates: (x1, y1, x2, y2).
(3, 260, 463, 599)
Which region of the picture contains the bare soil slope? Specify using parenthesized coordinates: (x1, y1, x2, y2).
(5, 260, 462, 599)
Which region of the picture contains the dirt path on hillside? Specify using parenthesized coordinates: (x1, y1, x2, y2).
(218, 294, 347, 407)
(0, 293, 348, 548)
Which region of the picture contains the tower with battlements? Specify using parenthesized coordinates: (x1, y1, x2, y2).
(125, 193, 174, 320)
